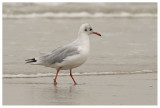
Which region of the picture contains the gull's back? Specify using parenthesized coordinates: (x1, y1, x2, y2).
(34, 41, 80, 67)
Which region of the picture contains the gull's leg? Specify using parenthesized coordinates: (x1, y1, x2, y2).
(54, 67, 61, 85)
(70, 69, 77, 85)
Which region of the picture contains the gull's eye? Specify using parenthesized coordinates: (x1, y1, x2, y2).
(85, 28, 87, 31)
(90, 28, 92, 31)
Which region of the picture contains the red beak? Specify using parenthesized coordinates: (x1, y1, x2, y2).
(93, 32, 101, 36)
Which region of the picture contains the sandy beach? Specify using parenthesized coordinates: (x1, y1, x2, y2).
(3, 73, 157, 105)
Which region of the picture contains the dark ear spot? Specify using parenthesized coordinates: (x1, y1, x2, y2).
(85, 28, 87, 31)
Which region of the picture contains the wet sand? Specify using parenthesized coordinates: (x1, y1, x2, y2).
(3, 73, 157, 105)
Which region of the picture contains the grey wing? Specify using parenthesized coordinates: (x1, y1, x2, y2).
(38, 45, 80, 65)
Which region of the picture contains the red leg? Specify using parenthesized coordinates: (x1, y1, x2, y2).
(70, 69, 77, 85)
(54, 67, 61, 85)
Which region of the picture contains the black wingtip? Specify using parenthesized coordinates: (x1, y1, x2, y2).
(25, 58, 37, 63)
(98, 34, 101, 36)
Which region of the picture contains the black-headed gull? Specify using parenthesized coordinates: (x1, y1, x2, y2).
(25, 23, 101, 85)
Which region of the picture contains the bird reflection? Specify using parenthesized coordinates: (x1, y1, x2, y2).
(53, 84, 76, 94)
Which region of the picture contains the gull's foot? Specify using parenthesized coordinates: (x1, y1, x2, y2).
(54, 82, 57, 86)
(53, 79, 57, 86)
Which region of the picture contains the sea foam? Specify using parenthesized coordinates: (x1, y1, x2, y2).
(3, 70, 156, 78)
(3, 12, 157, 19)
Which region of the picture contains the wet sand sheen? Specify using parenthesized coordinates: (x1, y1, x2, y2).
(3, 73, 157, 105)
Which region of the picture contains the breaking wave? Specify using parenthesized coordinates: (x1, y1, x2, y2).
(3, 3, 157, 19)
(3, 12, 157, 19)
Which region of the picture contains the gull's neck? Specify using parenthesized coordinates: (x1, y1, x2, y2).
(77, 32, 90, 43)
(75, 32, 90, 54)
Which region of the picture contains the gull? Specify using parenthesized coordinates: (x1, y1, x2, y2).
(25, 23, 101, 85)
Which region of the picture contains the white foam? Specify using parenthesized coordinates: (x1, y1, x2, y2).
(3, 70, 156, 78)
(3, 12, 157, 19)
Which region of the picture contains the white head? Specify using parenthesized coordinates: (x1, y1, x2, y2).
(78, 23, 101, 36)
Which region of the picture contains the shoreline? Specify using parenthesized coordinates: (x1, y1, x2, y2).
(3, 70, 157, 78)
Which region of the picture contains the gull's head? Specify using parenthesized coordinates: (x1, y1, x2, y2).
(78, 23, 101, 36)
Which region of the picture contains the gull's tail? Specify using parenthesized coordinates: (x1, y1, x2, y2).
(25, 58, 37, 63)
